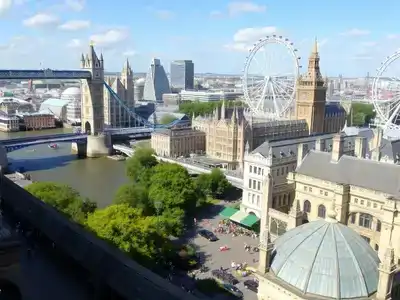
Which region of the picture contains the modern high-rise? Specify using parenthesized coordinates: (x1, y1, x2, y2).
(170, 60, 194, 90)
(143, 58, 170, 102)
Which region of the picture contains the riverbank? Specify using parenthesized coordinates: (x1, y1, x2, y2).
(5, 172, 33, 188)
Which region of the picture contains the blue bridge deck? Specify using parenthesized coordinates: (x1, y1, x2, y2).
(0, 69, 92, 80)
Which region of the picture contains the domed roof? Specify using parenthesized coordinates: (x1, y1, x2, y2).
(270, 219, 380, 299)
(62, 87, 81, 96)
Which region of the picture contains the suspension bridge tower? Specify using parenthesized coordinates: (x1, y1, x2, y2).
(79, 43, 111, 157)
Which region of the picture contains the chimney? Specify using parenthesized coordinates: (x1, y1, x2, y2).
(331, 134, 344, 162)
(297, 143, 309, 166)
(354, 136, 366, 159)
(315, 138, 326, 151)
(371, 128, 383, 161)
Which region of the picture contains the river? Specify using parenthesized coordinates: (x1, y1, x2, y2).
(3, 128, 129, 208)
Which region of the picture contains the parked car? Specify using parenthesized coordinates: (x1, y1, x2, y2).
(244, 279, 259, 292)
(198, 229, 218, 241)
(221, 283, 243, 298)
(211, 269, 239, 285)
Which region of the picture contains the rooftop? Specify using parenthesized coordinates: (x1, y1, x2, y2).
(296, 150, 400, 197)
(271, 218, 380, 299)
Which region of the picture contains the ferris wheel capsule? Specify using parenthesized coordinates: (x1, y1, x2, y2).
(242, 35, 300, 119)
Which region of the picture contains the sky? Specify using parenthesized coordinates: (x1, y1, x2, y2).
(0, 0, 400, 76)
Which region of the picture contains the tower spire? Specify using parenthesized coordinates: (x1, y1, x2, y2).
(313, 37, 318, 54)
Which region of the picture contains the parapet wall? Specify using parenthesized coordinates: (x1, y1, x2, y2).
(0, 176, 202, 300)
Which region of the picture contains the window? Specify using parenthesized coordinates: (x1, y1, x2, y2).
(303, 186, 307, 191)
(376, 220, 381, 232)
(249, 165, 252, 173)
(258, 168, 261, 175)
(354, 198, 358, 204)
(256, 195, 260, 207)
(375, 244, 379, 251)
(252, 194, 255, 204)
(320, 190, 323, 195)
(257, 181, 261, 190)
(349, 213, 356, 224)
(272, 197, 276, 208)
(318, 205, 326, 218)
(309, 187, 313, 192)
(252, 180, 256, 189)
(248, 192, 251, 202)
(277, 169, 280, 176)
(359, 213, 372, 229)
(360, 200, 364, 205)
(248, 179, 251, 188)
(303, 200, 311, 213)
(324, 192, 328, 196)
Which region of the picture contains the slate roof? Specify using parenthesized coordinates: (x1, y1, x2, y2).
(271, 219, 380, 299)
(296, 150, 400, 196)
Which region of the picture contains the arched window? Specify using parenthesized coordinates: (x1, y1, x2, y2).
(318, 205, 326, 218)
(376, 220, 381, 232)
(272, 197, 276, 208)
(359, 213, 373, 229)
(303, 200, 311, 213)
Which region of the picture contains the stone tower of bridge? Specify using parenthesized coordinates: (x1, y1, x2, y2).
(79, 44, 111, 157)
(80, 44, 104, 135)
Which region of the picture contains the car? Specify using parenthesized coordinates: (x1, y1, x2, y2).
(198, 229, 218, 241)
(221, 283, 243, 298)
(244, 279, 259, 292)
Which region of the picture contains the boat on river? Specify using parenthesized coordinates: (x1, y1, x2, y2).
(48, 143, 59, 149)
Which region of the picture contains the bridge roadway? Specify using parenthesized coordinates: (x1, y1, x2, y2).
(113, 144, 244, 189)
(0, 175, 204, 300)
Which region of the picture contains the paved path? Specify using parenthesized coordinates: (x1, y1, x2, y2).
(192, 212, 259, 300)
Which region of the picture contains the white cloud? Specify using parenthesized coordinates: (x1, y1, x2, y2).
(387, 34, 400, 40)
(233, 26, 277, 43)
(59, 20, 90, 30)
(340, 28, 370, 36)
(228, 1, 266, 16)
(122, 50, 136, 56)
(23, 13, 59, 27)
(90, 29, 129, 46)
(155, 10, 174, 20)
(65, 0, 85, 11)
(67, 39, 82, 48)
(0, 0, 12, 15)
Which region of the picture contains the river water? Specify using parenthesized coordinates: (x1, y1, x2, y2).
(3, 128, 128, 208)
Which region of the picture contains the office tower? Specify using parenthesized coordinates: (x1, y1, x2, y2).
(143, 58, 171, 102)
(170, 60, 194, 90)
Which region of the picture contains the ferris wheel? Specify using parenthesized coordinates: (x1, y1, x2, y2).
(242, 35, 301, 118)
(372, 49, 400, 137)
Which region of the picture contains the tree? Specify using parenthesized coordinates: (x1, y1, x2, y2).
(25, 182, 87, 223)
(148, 163, 199, 216)
(86, 204, 171, 261)
(113, 183, 154, 216)
(196, 168, 232, 199)
(82, 198, 97, 217)
(126, 147, 158, 184)
(178, 100, 245, 117)
(350, 103, 375, 126)
(159, 114, 177, 125)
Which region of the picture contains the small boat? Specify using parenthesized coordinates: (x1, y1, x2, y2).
(48, 143, 59, 149)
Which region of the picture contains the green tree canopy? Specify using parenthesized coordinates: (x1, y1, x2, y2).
(159, 114, 177, 125)
(126, 147, 158, 184)
(196, 168, 232, 199)
(86, 204, 170, 261)
(113, 183, 153, 216)
(148, 163, 199, 216)
(350, 103, 376, 126)
(178, 100, 245, 117)
(25, 182, 87, 223)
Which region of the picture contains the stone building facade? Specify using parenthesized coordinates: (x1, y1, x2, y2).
(192, 102, 309, 170)
(241, 133, 358, 219)
(151, 126, 206, 158)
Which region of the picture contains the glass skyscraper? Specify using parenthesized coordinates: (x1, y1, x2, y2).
(143, 58, 171, 102)
(170, 60, 194, 90)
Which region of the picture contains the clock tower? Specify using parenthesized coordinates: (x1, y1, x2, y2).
(295, 39, 327, 134)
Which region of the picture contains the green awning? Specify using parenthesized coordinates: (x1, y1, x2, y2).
(241, 214, 260, 227)
(230, 211, 248, 223)
(219, 207, 238, 218)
